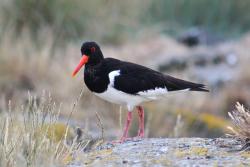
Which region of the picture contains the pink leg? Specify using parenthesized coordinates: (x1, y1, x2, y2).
(136, 106, 145, 138)
(113, 111, 132, 143)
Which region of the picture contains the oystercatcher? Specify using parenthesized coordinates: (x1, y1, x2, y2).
(72, 41, 208, 143)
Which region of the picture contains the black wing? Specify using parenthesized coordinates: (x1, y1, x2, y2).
(103, 58, 208, 95)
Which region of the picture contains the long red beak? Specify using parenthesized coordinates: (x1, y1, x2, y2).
(72, 55, 89, 77)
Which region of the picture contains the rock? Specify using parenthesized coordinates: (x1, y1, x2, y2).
(72, 138, 250, 167)
(158, 58, 188, 72)
(17, 74, 35, 91)
(157, 50, 238, 89)
(178, 27, 223, 47)
(225, 53, 238, 67)
(178, 28, 201, 47)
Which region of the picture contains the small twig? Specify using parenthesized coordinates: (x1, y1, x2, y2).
(8, 100, 13, 128)
(237, 142, 250, 152)
(173, 114, 184, 138)
(95, 111, 104, 141)
(66, 86, 84, 126)
(3, 117, 9, 146)
(119, 106, 122, 131)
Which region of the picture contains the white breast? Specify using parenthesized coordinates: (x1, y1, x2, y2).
(94, 70, 145, 110)
(94, 70, 169, 111)
(94, 86, 148, 111)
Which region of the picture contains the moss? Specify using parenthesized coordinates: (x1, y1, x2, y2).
(87, 149, 113, 160)
(63, 153, 73, 165)
(199, 113, 230, 130)
(189, 147, 208, 156)
(151, 157, 172, 165)
(175, 109, 197, 126)
(174, 149, 188, 158)
(174, 147, 209, 158)
(38, 123, 74, 142)
(175, 109, 230, 131)
(83, 149, 114, 165)
(240, 152, 250, 158)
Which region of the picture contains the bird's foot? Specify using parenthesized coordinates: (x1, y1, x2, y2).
(111, 112, 133, 144)
(111, 134, 145, 144)
(131, 134, 144, 141)
(137, 129, 145, 138)
(136, 106, 145, 139)
(135, 135, 144, 139)
(111, 136, 133, 144)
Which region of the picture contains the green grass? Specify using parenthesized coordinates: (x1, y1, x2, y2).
(147, 0, 250, 38)
(0, 0, 149, 45)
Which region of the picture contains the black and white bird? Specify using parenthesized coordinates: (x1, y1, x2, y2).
(72, 41, 208, 143)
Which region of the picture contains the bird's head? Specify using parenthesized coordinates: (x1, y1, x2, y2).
(72, 41, 104, 77)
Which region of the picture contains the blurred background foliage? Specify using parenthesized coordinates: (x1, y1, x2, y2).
(148, 0, 250, 37)
(1, 0, 250, 45)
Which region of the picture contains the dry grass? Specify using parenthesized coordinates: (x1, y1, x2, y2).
(228, 102, 250, 141)
(0, 92, 93, 167)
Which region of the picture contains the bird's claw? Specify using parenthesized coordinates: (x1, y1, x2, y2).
(110, 136, 144, 144)
(111, 137, 132, 144)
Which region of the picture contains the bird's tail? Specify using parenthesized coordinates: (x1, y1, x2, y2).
(188, 83, 209, 92)
(164, 75, 209, 92)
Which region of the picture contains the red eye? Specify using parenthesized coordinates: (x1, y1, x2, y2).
(91, 47, 96, 53)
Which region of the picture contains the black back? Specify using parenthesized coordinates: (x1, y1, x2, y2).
(84, 58, 208, 94)
(81, 41, 208, 94)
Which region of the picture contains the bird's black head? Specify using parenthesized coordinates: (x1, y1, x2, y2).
(81, 41, 104, 65)
(72, 41, 104, 76)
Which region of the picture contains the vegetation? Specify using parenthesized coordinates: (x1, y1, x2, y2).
(1, 0, 250, 45)
(0, 0, 149, 44)
(0, 93, 94, 167)
(228, 102, 250, 142)
(147, 0, 250, 37)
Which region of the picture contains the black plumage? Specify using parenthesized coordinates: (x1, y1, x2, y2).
(81, 42, 208, 95)
(73, 41, 209, 142)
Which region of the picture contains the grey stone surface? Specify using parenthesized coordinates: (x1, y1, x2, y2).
(72, 138, 250, 167)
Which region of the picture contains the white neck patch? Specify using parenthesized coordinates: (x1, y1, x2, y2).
(108, 70, 120, 86)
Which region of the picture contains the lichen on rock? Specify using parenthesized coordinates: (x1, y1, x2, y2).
(69, 138, 250, 167)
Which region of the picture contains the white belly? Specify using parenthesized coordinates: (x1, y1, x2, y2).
(94, 86, 151, 111)
(94, 70, 169, 111)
